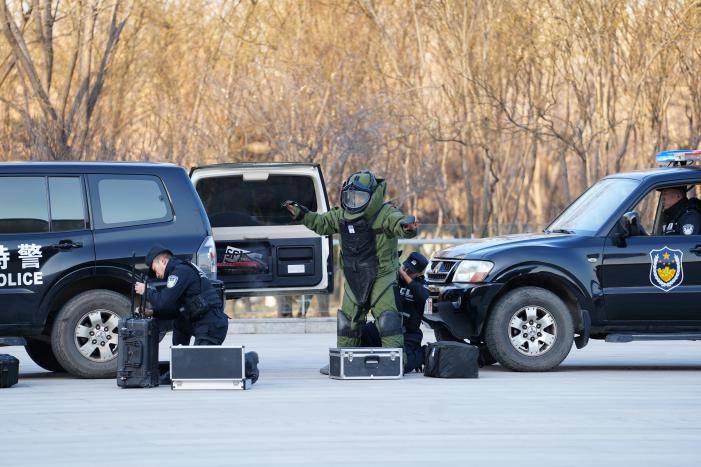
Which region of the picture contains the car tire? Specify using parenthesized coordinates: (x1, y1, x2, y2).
(485, 287, 574, 372)
(24, 338, 66, 373)
(51, 289, 131, 378)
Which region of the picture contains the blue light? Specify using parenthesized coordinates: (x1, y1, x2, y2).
(655, 149, 701, 165)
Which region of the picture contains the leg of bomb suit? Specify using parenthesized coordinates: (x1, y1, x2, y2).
(337, 284, 367, 347)
(369, 273, 404, 350)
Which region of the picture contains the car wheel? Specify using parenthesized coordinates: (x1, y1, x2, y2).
(485, 287, 574, 372)
(51, 289, 130, 378)
(24, 338, 66, 373)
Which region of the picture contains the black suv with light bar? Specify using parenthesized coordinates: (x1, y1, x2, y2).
(0, 162, 216, 378)
(424, 149, 701, 371)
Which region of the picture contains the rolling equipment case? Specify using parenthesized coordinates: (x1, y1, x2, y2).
(116, 317, 160, 388)
(0, 354, 19, 388)
(170, 345, 250, 390)
(329, 348, 403, 379)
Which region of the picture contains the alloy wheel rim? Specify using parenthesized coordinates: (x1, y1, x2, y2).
(507, 306, 557, 357)
(74, 309, 119, 362)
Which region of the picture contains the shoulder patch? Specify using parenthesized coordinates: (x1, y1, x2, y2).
(683, 224, 694, 235)
(167, 275, 179, 288)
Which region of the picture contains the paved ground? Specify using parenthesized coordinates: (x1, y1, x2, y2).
(2, 333, 700, 467)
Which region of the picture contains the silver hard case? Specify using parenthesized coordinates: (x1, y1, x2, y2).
(170, 345, 250, 390)
(329, 347, 403, 380)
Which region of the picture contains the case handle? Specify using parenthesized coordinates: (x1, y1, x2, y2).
(364, 356, 380, 366)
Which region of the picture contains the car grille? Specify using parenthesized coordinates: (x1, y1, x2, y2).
(426, 259, 459, 284)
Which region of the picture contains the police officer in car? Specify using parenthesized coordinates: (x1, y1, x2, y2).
(135, 245, 260, 383)
(660, 187, 701, 236)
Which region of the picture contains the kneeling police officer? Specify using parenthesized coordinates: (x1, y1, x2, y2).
(135, 245, 259, 383)
(135, 245, 229, 345)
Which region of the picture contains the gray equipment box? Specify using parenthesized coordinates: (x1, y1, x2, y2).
(329, 348, 403, 380)
(170, 345, 250, 390)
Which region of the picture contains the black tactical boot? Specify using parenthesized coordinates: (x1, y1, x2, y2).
(245, 351, 260, 384)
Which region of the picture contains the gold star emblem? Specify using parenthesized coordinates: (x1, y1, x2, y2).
(663, 252, 670, 260)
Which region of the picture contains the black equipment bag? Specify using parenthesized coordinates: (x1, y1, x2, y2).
(0, 354, 19, 388)
(423, 341, 479, 379)
(117, 317, 159, 388)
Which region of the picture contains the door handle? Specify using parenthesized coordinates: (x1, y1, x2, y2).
(52, 240, 83, 251)
(690, 245, 701, 254)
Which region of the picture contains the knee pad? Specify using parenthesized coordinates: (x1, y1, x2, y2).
(377, 311, 403, 337)
(337, 310, 360, 338)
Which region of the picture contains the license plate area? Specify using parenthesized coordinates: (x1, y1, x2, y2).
(215, 237, 322, 290)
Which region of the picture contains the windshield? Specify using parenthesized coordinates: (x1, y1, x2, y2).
(546, 178, 640, 235)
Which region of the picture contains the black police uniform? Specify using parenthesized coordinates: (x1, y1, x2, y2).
(146, 257, 228, 346)
(662, 198, 701, 236)
(361, 254, 429, 372)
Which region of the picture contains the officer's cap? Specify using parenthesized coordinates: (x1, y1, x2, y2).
(145, 244, 173, 268)
(403, 252, 429, 274)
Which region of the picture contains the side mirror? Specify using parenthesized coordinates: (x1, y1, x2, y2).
(614, 211, 640, 247)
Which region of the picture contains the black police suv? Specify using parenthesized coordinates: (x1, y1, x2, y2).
(0, 162, 217, 378)
(424, 152, 701, 371)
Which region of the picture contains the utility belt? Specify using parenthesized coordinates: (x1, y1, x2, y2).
(184, 291, 222, 322)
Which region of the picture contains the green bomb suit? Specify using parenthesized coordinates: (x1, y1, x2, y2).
(291, 177, 416, 348)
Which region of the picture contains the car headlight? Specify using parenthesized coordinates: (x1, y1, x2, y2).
(452, 260, 493, 283)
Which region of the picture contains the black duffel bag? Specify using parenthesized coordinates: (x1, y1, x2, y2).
(424, 341, 479, 378)
(0, 354, 19, 388)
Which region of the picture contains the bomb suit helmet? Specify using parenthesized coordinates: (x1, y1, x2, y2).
(341, 170, 379, 214)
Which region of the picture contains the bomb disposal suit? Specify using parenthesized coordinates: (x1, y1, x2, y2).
(286, 171, 418, 349)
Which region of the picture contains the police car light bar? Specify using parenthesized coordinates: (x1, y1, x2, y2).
(656, 149, 701, 165)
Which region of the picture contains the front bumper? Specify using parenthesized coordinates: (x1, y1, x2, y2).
(423, 282, 503, 339)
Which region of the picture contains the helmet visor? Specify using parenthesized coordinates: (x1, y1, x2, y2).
(342, 188, 371, 210)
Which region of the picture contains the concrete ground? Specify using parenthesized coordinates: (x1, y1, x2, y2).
(1, 333, 700, 467)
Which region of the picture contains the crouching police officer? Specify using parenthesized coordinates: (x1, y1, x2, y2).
(360, 252, 430, 373)
(135, 245, 260, 383)
(135, 245, 229, 345)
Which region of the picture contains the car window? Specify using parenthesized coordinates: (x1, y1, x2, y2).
(644, 183, 701, 236)
(0, 177, 50, 234)
(49, 177, 86, 232)
(632, 188, 661, 234)
(547, 178, 640, 235)
(196, 174, 318, 227)
(91, 175, 172, 228)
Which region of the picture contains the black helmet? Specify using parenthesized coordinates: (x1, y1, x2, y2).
(340, 170, 378, 214)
